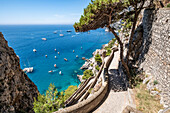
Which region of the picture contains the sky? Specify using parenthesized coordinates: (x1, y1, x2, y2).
(0, 0, 91, 25)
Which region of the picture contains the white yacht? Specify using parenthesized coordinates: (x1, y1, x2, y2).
(59, 34, 64, 37)
(42, 38, 47, 41)
(105, 28, 109, 32)
(59, 71, 62, 75)
(33, 49, 37, 52)
(23, 67, 34, 73)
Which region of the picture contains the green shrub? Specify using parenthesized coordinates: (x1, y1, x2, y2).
(82, 70, 94, 80)
(95, 65, 100, 71)
(90, 63, 93, 67)
(106, 48, 112, 56)
(64, 85, 78, 101)
(33, 84, 64, 113)
(95, 54, 102, 64)
(167, 3, 170, 8)
(105, 38, 117, 50)
(153, 80, 158, 85)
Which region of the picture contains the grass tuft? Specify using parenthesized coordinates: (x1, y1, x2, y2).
(134, 83, 163, 113)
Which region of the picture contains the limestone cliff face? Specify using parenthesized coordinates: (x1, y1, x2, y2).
(0, 32, 39, 113)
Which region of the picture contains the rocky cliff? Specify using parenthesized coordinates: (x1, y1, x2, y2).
(0, 32, 39, 113)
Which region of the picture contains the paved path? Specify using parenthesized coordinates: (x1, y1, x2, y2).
(93, 51, 130, 113)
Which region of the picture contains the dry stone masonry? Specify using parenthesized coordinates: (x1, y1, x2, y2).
(0, 32, 39, 113)
(131, 8, 170, 107)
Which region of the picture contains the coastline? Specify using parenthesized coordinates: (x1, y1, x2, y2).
(77, 38, 117, 83)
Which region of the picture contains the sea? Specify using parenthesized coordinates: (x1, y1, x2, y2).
(0, 25, 114, 94)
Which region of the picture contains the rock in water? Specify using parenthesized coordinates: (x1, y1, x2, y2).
(0, 32, 39, 113)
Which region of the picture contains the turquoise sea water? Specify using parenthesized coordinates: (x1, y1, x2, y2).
(0, 25, 114, 94)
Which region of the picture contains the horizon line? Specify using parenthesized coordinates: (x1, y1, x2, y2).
(0, 24, 74, 25)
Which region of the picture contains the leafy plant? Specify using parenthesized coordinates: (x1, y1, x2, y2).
(64, 85, 78, 101)
(82, 70, 94, 80)
(95, 53, 102, 64)
(106, 48, 112, 56)
(95, 65, 100, 71)
(33, 84, 64, 113)
(167, 3, 170, 8)
(90, 63, 93, 67)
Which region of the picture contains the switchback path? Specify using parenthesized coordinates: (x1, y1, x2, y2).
(93, 51, 131, 113)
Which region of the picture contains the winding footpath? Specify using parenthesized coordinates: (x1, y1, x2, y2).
(93, 51, 134, 113)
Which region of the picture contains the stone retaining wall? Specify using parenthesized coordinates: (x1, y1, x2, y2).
(133, 8, 170, 107)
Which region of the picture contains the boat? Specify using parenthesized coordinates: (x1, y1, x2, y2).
(105, 28, 109, 32)
(33, 49, 37, 52)
(54, 49, 57, 51)
(23, 67, 33, 73)
(58, 52, 60, 54)
(76, 33, 80, 35)
(54, 56, 57, 59)
(59, 34, 64, 37)
(73, 50, 75, 53)
(59, 71, 61, 75)
(64, 58, 67, 61)
(42, 38, 47, 41)
(67, 30, 72, 32)
(17, 55, 20, 58)
(81, 46, 83, 49)
(45, 55, 47, 57)
(76, 55, 78, 58)
(48, 70, 53, 73)
(54, 64, 57, 68)
(54, 31, 57, 34)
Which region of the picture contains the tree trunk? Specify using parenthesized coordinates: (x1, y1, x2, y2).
(126, 1, 145, 65)
(108, 26, 131, 80)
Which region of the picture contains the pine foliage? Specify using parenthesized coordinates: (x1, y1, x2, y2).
(74, 0, 144, 32)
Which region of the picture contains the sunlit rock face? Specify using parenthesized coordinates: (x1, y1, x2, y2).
(0, 32, 39, 113)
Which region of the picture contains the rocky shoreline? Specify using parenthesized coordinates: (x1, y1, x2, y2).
(77, 44, 107, 82)
(77, 39, 118, 83)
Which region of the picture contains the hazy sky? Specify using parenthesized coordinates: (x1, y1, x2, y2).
(0, 0, 91, 25)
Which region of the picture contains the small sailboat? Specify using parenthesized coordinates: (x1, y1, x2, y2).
(59, 34, 64, 37)
(59, 71, 61, 74)
(45, 55, 47, 57)
(105, 28, 109, 32)
(54, 64, 57, 68)
(64, 58, 68, 61)
(54, 49, 57, 51)
(54, 56, 57, 59)
(42, 38, 47, 41)
(23, 67, 34, 73)
(76, 55, 78, 58)
(73, 50, 75, 53)
(58, 52, 60, 54)
(23, 59, 33, 73)
(33, 49, 37, 52)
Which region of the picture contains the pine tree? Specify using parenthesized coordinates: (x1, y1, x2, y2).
(74, 0, 146, 82)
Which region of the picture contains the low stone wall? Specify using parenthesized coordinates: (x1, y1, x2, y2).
(55, 81, 108, 113)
